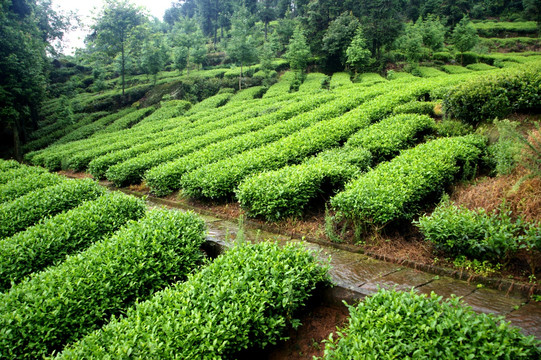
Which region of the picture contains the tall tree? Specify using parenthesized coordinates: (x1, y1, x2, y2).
(258, 0, 276, 39)
(523, 0, 541, 36)
(346, 27, 372, 73)
(452, 15, 478, 64)
(140, 32, 168, 84)
(285, 25, 311, 73)
(90, 0, 146, 96)
(322, 12, 360, 70)
(170, 16, 206, 75)
(227, 6, 258, 90)
(0, 0, 71, 159)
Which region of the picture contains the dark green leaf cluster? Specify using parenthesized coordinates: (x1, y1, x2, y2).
(0, 171, 63, 204)
(0, 192, 146, 291)
(319, 288, 540, 359)
(392, 100, 437, 116)
(443, 66, 541, 125)
(416, 200, 541, 264)
(0, 178, 105, 238)
(346, 114, 436, 163)
(182, 79, 439, 200)
(0, 165, 49, 186)
(145, 91, 336, 196)
(0, 160, 22, 172)
(331, 135, 487, 225)
(0, 209, 206, 359)
(56, 242, 329, 359)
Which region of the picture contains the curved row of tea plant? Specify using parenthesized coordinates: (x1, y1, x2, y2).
(392, 100, 437, 117)
(329, 72, 352, 89)
(94, 106, 156, 134)
(106, 92, 333, 186)
(298, 73, 329, 93)
(0, 209, 206, 359)
(331, 135, 487, 225)
(229, 85, 266, 102)
(319, 288, 540, 359)
(237, 147, 372, 220)
(0, 165, 48, 185)
(56, 242, 329, 359)
(52, 108, 136, 145)
(416, 199, 541, 268)
(134, 100, 191, 126)
(237, 114, 436, 220)
(443, 66, 541, 125)
(262, 71, 297, 98)
(0, 171, 63, 204)
(182, 78, 440, 200)
(0, 178, 105, 238)
(0, 192, 146, 292)
(87, 92, 305, 178)
(145, 84, 389, 196)
(345, 114, 436, 162)
(0, 159, 21, 172)
(185, 92, 233, 116)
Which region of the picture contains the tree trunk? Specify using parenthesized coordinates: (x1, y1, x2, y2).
(121, 42, 126, 97)
(13, 121, 22, 161)
(187, 49, 190, 76)
(265, 21, 268, 40)
(239, 63, 243, 91)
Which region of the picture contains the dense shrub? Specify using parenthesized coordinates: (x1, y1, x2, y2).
(319, 288, 540, 359)
(185, 92, 232, 115)
(56, 242, 329, 359)
(298, 73, 329, 92)
(436, 119, 474, 137)
(441, 65, 472, 74)
(456, 51, 479, 66)
(331, 135, 486, 225)
(329, 72, 352, 89)
(416, 199, 540, 264)
(0, 178, 105, 238)
(0, 192, 146, 291)
(345, 114, 436, 163)
(411, 66, 448, 78)
(0, 209, 206, 359)
(0, 171, 64, 203)
(0, 159, 21, 172)
(433, 51, 452, 63)
(443, 66, 541, 125)
(237, 147, 372, 220)
(0, 165, 48, 185)
(229, 86, 266, 102)
(466, 63, 496, 71)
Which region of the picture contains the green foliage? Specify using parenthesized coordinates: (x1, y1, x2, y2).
(452, 16, 479, 64)
(346, 114, 436, 163)
(329, 72, 352, 89)
(0, 178, 105, 238)
(229, 86, 266, 101)
(0, 165, 48, 185)
(416, 199, 540, 265)
(227, 7, 259, 89)
(346, 28, 372, 73)
(0, 209, 206, 359)
(0, 159, 22, 172)
(436, 119, 474, 137)
(56, 242, 329, 359)
(298, 73, 328, 93)
(441, 65, 472, 74)
(0, 192, 146, 291)
(411, 66, 447, 78)
(285, 26, 311, 72)
(433, 51, 452, 63)
(322, 12, 361, 68)
(331, 135, 486, 225)
(319, 289, 540, 359)
(456, 51, 479, 66)
(395, 22, 426, 64)
(185, 92, 232, 116)
(392, 101, 437, 116)
(473, 20, 538, 37)
(486, 120, 522, 176)
(443, 66, 541, 125)
(0, 171, 63, 204)
(263, 71, 297, 98)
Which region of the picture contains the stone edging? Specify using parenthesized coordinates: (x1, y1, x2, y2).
(108, 186, 541, 298)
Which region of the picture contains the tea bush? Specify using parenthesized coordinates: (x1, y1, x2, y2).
(229, 86, 266, 102)
(56, 242, 329, 359)
(0, 159, 21, 172)
(0, 192, 146, 291)
(331, 135, 486, 225)
(185, 92, 232, 115)
(0, 165, 48, 185)
(392, 101, 437, 116)
(0, 178, 105, 238)
(416, 200, 540, 264)
(0, 171, 63, 203)
(106, 92, 328, 187)
(319, 288, 540, 359)
(182, 80, 439, 200)
(298, 73, 328, 92)
(0, 209, 206, 359)
(441, 65, 472, 74)
(443, 66, 541, 125)
(263, 71, 296, 98)
(329, 72, 352, 89)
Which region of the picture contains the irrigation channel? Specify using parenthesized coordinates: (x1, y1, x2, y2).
(117, 189, 541, 344)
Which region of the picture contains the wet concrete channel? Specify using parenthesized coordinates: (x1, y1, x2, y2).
(121, 188, 541, 340)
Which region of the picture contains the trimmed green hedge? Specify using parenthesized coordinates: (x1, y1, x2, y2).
(185, 92, 232, 115)
(329, 72, 352, 89)
(331, 135, 486, 225)
(0, 159, 21, 172)
(346, 114, 436, 162)
(263, 71, 296, 98)
(237, 147, 372, 220)
(56, 242, 329, 359)
(416, 200, 541, 264)
(229, 86, 266, 102)
(182, 80, 436, 200)
(0, 209, 206, 359)
(0, 178, 105, 238)
(0, 165, 48, 185)
(106, 92, 330, 187)
(298, 73, 329, 93)
(0, 192, 146, 291)
(319, 288, 540, 359)
(392, 101, 437, 116)
(443, 66, 541, 125)
(0, 171, 64, 204)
